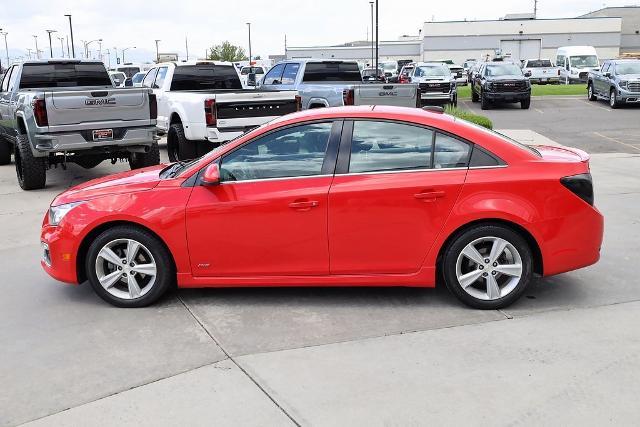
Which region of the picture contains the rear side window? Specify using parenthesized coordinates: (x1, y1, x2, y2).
(1, 66, 14, 91)
(19, 63, 112, 88)
(154, 67, 168, 88)
(349, 121, 433, 173)
(170, 65, 242, 90)
(433, 133, 471, 169)
(303, 62, 362, 82)
(221, 122, 333, 181)
(142, 68, 158, 88)
(281, 63, 300, 85)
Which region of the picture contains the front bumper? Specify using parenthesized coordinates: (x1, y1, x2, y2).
(33, 126, 158, 157)
(420, 92, 455, 103)
(484, 91, 530, 102)
(41, 223, 80, 285)
(617, 88, 640, 103)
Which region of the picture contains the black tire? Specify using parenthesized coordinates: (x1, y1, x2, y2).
(167, 123, 197, 162)
(442, 224, 533, 310)
(0, 138, 11, 165)
(129, 141, 161, 170)
(15, 134, 46, 190)
(471, 87, 479, 102)
(609, 88, 620, 109)
(520, 97, 531, 109)
(450, 94, 458, 108)
(480, 91, 490, 110)
(587, 83, 597, 101)
(85, 225, 175, 308)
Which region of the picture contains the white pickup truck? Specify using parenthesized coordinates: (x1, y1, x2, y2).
(143, 61, 300, 161)
(521, 59, 561, 85)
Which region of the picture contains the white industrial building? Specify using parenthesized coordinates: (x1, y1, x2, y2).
(285, 7, 639, 65)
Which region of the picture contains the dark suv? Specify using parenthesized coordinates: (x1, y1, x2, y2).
(471, 62, 531, 110)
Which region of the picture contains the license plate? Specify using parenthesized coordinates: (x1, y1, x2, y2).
(93, 129, 113, 141)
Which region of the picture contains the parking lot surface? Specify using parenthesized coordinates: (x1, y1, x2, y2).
(2, 98, 640, 426)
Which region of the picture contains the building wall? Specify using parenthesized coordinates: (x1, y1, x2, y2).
(582, 7, 640, 53)
(286, 41, 421, 65)
(422, 17, 622, 63)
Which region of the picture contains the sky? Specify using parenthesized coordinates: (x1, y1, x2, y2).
(0, 0, 637, 66)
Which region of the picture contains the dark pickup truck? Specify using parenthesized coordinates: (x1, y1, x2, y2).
(471, 62, 532, 110)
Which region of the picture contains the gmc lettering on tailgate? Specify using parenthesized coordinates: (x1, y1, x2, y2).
(85, 98, 116, 106)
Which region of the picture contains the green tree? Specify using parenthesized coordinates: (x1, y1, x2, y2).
(207, 41, 248, 62)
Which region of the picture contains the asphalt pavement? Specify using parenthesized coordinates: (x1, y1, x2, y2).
(1, 100, 640, 426)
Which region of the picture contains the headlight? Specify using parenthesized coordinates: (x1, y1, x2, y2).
(49, 201, 85, 226)
(619, 81, 628, 89)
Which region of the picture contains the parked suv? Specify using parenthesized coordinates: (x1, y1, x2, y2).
(471, 62, 531, 110)
(587, 59, 640, 108)
(409, 62, 457, 107)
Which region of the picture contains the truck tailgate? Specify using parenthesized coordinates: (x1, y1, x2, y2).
(46, 88, 151, 127)
(354, 84, 419, 107)
(214, 91, 299, 129)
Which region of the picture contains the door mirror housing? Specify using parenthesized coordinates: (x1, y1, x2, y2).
(202, 163, 221, 186)
(604, 72, 611, 78)
(524, 71, 532, 77)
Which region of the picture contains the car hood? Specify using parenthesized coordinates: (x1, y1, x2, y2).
(52, 164, 166, 206)
(619, 73, 640, 80)
(418, 77, 451, 82)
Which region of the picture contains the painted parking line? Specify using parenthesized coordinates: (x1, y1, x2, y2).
(593, 132, 640, 152)
(534, 108, 544, 114)
(582, 100, 612, 112)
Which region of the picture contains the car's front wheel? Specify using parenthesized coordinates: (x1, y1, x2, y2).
(442, 225, 533, 309)
(86, 225, 174, 307)
(480, 90, 490, 110)
(610, 88, 620, 109)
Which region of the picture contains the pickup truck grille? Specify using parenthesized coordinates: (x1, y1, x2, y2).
(419, 82, 450, 94)
(493, 81, 528, 92)
(627, 82, 640, 92)
(217, 100, 298, 120)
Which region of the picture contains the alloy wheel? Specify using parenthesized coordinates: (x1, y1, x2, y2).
(94, 238, 158, 300)
(455, 236, 523, 301)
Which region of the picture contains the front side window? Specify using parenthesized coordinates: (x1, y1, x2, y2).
(220, 122, 333, 181)
(349, 121, 433, 173)
(263, 63, 285, 85)
(433, 133, 471, 169)
(154, 67, 168, 88)
(142, 68, 158, 88)
(1, 66, 14, 92)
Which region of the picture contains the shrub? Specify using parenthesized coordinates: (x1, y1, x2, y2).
(444, 106, 493, 129)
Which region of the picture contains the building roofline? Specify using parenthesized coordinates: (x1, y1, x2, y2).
(422, 16, 622, 24)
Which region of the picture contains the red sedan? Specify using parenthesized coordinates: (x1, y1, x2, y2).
(41, 106, 603, 309)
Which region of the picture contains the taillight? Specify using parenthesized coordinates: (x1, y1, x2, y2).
(204, 99, 216, 127)
(149, 93, 157, 120)
(561, 173, 594, 206)
(32, 98, 48, 127)
(295, 95, 302, 111)
(342, 89, 354, 106)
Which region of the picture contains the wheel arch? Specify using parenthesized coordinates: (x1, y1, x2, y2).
(76, 220, 178, 284)
(434, 218, 543, 280)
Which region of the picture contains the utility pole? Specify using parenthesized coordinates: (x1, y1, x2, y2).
(66, 36, 70, 57)
(375, 0, 379, 72)
(533, 0, 538, 18)
(113, 47, 118, 65)
(246, 22, 252, 63)
(155, 39, 161, 62)
(64, 14, 75, 58)
(26, 48, 33, 60)
(46, 30, 56, 58)
(185, 36, 189, 60)
(33, 35, 40, 59)
(369, 2, 374, 67)
(0, 31, 8, 69)
(284, 34, 287, 57)
(57, 36, 65, 57)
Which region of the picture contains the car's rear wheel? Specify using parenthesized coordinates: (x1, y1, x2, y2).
(15, 134, 46, 190)
(587, 83, 597, 101)
(442, 225, 533, 309)
(86, 226, 174, 307)
(168, 123, 197, 162)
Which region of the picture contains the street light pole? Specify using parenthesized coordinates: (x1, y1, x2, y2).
(64, 14, 75, 58)
(46, 30, 56, 58)
(57, 36, 65, 58)
(113, 47, 118, 65)
(122, 47, 136, 64)
(32, 35, 40, 59)
(155, 39, 161, 62)
(0, 31, 8, 69)
(369, 2, 374, 68)
(246, 22, 252, 63)
(375, 0, 379, 72)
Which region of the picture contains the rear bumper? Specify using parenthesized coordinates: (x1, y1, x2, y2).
(530, 77, 559, 84)
(32, 126, 158, 157)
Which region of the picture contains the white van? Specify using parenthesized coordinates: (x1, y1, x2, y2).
(556, 46, 600, 84)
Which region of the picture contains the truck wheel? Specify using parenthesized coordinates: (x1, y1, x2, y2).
(129, 142, 161, 170)
(451, 94, 458, 108)
(609, 88, 620, 109)
(15, 134, 46, 190)
(480, 91, 490, 110)
(520, 98, 531, 109)
(587, 83, 597, 101)
(471, 87, 479, 102)
(168, 123, 197, 162)
(0, 138, 11, 165)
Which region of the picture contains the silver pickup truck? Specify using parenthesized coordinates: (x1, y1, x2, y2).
(0, 60, 158, 190)
(259, 59, 419, 108)
(588, 59, 640, 108)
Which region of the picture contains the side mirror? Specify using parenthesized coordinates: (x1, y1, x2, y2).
(604, 72, 611, 78)
(524, 71, 532, 77)
(125, 78, 133, 87)
(247, 73, 257, 86)
(202, 163, 221, 186)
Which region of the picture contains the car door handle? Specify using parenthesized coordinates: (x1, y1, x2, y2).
(414, 190, 446, 201)
(289, 200, 319, 210)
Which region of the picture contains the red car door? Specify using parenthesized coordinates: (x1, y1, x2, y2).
(185, 121, 340, 277)
(328, 120, 469, 275)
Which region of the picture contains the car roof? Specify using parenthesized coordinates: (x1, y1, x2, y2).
(155, 60, 234, 67)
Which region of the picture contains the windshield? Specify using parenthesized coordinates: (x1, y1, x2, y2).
(526, 60, 552, 67)
(381, 62, 397, 71)
(485, 64, 522, 76)
(570, 55, 599, 68)
(616, 62, 640, 75)
(414, 65, 449, 77)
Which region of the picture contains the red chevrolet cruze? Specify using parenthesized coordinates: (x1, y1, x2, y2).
(41, 106, 603, 309)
